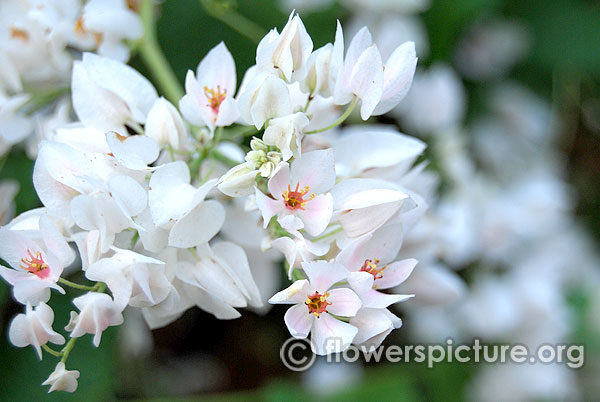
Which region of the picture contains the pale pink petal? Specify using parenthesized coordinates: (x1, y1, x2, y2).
(327, 288, 362, 317)
(311, 313, 358, 355)
(375, 258, 418, 290)
(255, 188, 285, 228)
(296, 193, 333, 236)
(267, 162, 290, 199)
(269, 279, 310, 304)
(291, 149, 336, 195)
(284, 303, 313, 338)
(302, 260, 349, 293)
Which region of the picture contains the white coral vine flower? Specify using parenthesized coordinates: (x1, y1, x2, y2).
(333, 25, 417, 120)
(179, 42, 240, 133)
(148, 161, 225, 248)
(237, 68, 292, 129)
(0, 215, 74, 305)
(72, 53, 158, 133)
(42, 362, 80, 393)
(85, 247, 172, 310)
(8, 302, 65, 359)
(75, 0, 143, 61)
(66, 292, 124, 347)
(256, 12, 313, 81)
(337, 224, 418, 291)
(262, 112, 309, 161)
(255, 149, 335, 236)
(144, 97, 189, 150)
(269, 260, 361, 355)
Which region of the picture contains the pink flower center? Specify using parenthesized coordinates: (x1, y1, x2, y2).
(305, 291, 330, 318)
(20, 249, 50, 279)
(283, 183, 315, 210)
(204, 85, 227, 117)
(360, 258, 386, 280)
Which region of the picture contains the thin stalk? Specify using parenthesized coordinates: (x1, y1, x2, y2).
(199, 0, 265, 44)
(305, 97, 357, 134)
(311, 226, 343, 242)
(139, 0, 184, 104)
(60, 338, 77, 364)
(42, 344, 63, 358)
(58, 278, 97, 292)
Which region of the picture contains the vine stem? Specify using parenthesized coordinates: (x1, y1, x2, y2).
(58, 277, 97, 292)
(199, 0, 265, 44)
(60, 338, 77, 364)
(139, 0, 184, 104)
(305, 97, 358, 135)
(42, 344, 63, 358)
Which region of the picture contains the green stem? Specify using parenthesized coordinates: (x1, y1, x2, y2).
(311, 226, 343, 242)
(42, 344, 63, 358)
(139, 0, 184, 104)
(329, 313, 350, 323)
(58, 278, 97, 292)
(305, 96, 357, 134)
(209, 149, 240, 168)
(199, 0, 265, 44)
(20, 87, 70, 115)
(60, 338, 77, 364)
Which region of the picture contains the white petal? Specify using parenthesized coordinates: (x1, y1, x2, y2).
(302, 260, 349, 293)
(168, 200, 225, 248)
(106, 131, 159, 170)
(327, 288, 362, 317)
(311, 313, 358, 355)
(269, 279, 310, 304)
(291, 149, 336, 195)
(284, 303, 313, 338)
(375, 258, 417, 290)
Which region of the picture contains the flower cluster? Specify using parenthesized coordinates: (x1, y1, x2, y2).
(0, 9, 423, 392)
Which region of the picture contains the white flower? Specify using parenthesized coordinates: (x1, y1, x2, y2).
(394, 64, 465, 134)
(144, 97, 189, 150)
(9, 302, 65, 359)
(262, 112, 309, 161)
(74, 0, 143, 61)
(256, 12, 313, 81)
(42, 362, 80, 393)
(85, 248, 172, 310)
(338, 224, 417, 290)
(332, 125, 425, 178)
(66, 292, 124, 347)
(237, 68, 292, 129)
(147, 161, 225, 248)
(330, 178, 410, 238)
(333, 25, 417, 120)
(269, 260, 361, 355)
(72, 53, 158, 132)
(0, 215, 74, 305)
(179, 42, 240, 132)
(255, 149, 335, 236)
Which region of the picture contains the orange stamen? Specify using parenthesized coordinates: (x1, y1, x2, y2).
(305, 291, 330, 318)
(282, 183, 315, 211)
(20, 249, 50, 279)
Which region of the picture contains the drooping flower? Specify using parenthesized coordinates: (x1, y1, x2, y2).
(0, 215, 74, 305)
(8, 302, 65, 359)
(42, 362, 80, 393)
(65, 292, 124, 347)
